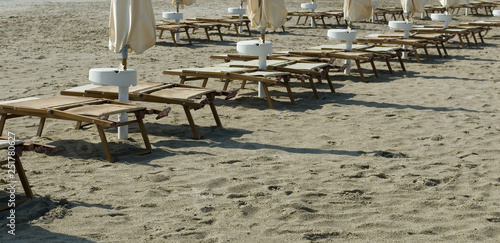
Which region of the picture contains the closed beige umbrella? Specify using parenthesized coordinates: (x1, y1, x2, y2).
(439, 0, 460, 11)
(109, 0, 156, 69)
(400, 0, 424, 20)
(105, 0, 156, 139)
(343, 0, 374, 24)
(246, 0, 287, 41)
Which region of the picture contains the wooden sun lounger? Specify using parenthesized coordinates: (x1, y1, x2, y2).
(0, 96, 152, 162)
(374, 8, 405, 22)
(61, 82, 228, 140)
(406, 27, 481, 48)
(0, 138, 56, 211)
(156, 23, 192, 46)
(193, 17, 252, 37)
(288, 11, 330, 28)
(163, 67, 294, 109)
(274, 50, 379, 83)
(371, 33, 450, 58)
(307, 44, 406, 73)
(159, 20, 224, 41)
(215, 59, 335, 98)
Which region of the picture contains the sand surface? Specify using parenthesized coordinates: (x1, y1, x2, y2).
(1, 0, 500, 242)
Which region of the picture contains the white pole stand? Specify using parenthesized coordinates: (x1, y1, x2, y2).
(327, 29, 356, 75)
(163, 12, 184, 42)
(228, 7, 246, 33)
(301, 2, 318, 27)
(89, 68, 137, 140)
(388, 21, 413, 58)
(431, 13, 452, 28)
(372, 0, 378, 22)
(236, 40, 273, 98)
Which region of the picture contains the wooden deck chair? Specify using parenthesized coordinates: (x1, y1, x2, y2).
(156, 23, 192, 46)
(159, 20, 224, 41)
(0, 138, 56, 211)
(0, 96, 152, 162)
(414, 24, 488, 44)
(323, 10, 345, 26)
(61, 82, 229, 140)
(274, 50, 379, 83)
(407, 27, 476, 48)
(370, 33, 450, 58)
(215, 59, 336, 97)
(192, 17, 252, 37)
(307, 44, 407, 73)
(163, 67, 294, 109)
(287, 11, 329, 28)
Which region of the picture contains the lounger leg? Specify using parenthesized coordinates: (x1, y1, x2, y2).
(434, 44, 443, 58)
(423, 46, 430, 60)
(135, 112, 152, 154)
(96, 126, 114, 163)
(207, 95, 222, 128)
(14, 155, 33, 199)
(296, 16, 301, 25)
(222, 79, 231, 91)
(457, 35, 465, 48)
(202, 78, 209, 88)
(261, 83, 274, 109)
(396, 51, 406, 72)
(217, 26, 224, 41)
(321, 17, 326, 28)
(385, 57, 393, 75)
(413, 49, 421, 63)
(75, 121, 82, 130)
(370, 61, 378, 78)
(440, 42, 448, 56)
(36, 117, 46, 137)
(170, 31, 178, 47)
(204, 28, 211, 41)
(308, 77, 320, 99)
(245, 22, 252, 36)
(185, 28, 192, 44)
(183, 106, 200, 139)
(0, 114, 6, 136)
(471, 32, 478, 45)
(355, 60, 366, 83)
(463, 34, 471, 47)
(325, 74, 335, 93)
(234, 24, 240, 37)
(283, 76, 295, 105)
(240, 80, 247, 89)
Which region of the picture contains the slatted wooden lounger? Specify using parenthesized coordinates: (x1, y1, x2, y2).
(61, 82, 229, 140)
(0, 96, 153, 162)
(159, 20, 224, 41)
(215, 59, 336, 98)
(156, 23, 192, 46)
(163, 67, 294, 109)
(273, 50, 379, 83)
(192, 17, 252, 37)
(307, 44, 407, 73)
(0, 138, 56, 211)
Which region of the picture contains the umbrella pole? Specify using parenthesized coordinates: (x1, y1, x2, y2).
(258, 29, 267, 98)
(118, 46, 130, 140)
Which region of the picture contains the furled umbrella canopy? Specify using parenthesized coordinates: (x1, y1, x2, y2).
(343, 0, 374, 22)
(246, 0, 287, 32)
(400, 0, 424, 19)
(109, 0, 156, 68)
(439, 0, 460, 9)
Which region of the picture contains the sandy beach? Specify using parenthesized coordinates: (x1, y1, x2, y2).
(1, 0, 500, 242)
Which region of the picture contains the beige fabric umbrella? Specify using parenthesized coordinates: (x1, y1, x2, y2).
(109, 0, 156, 65)
(400, 0, 424, 18)
(343, 0, 373, 22)
(246, 0, 287, 34)
(439, 0, 460, 9)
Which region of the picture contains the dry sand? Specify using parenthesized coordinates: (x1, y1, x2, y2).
(1, 0, 500, 242)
